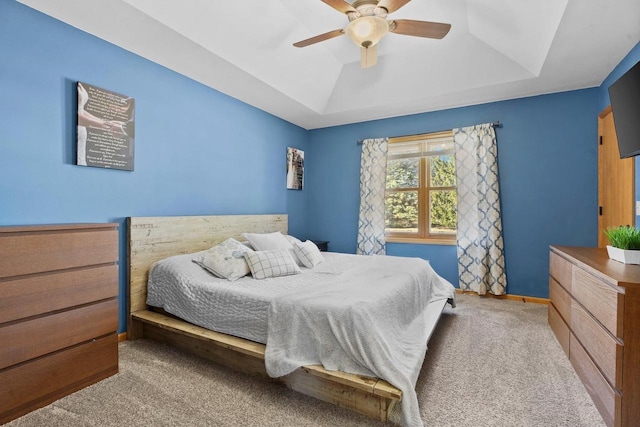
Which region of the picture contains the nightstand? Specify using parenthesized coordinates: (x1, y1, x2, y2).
(311, 240, 329, 252)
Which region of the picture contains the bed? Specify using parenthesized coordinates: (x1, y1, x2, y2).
(127, 214, 454, 425)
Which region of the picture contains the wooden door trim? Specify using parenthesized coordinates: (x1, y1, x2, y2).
(598, 106, 635, 247)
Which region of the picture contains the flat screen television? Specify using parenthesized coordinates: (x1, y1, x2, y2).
(609, 60, 640, 158)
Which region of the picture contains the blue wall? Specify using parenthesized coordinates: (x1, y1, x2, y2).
(307, 90, 600, 297)
(597, 41, 640, 225)
(0, 1, 309, 333)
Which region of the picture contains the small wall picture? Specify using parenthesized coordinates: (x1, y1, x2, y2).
(286, 147, 304, 190)
(77, 81, 135, 171)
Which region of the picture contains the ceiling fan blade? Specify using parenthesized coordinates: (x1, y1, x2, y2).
(293, 29, 345, 48)
(321, 0, 357, 14)
(389, 19, 451, 39)
(361, 45, 377, 68)
(376, 0, 411, 14)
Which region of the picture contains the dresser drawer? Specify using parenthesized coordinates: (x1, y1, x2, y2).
(0, 227, 118, 279)
(549, 303, 570, 357)
(550, 277, 571, 324)
(0, 334, 118, 424)
(0, 299, 118, 370)
(572, 268, 624, 339)
(0, 264, 118, 324)
(570, 334, 621, 427)
(571, 300, 623, 389)
(550, 252, 573, 292)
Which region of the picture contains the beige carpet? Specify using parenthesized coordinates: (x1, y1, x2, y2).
(7, 294, 605, 426)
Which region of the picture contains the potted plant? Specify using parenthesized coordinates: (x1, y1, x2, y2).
(604, 225, 640, 264)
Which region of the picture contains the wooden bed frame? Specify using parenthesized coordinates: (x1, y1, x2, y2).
(127, 214, 441, 421)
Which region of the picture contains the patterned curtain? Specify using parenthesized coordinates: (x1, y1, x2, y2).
(356, 138, 389, 255)
(454, 124, 507, 295)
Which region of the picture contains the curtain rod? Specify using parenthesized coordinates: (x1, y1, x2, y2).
(356, 121, 502, 145)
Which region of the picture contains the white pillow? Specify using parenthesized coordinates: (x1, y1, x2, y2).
(284, 234, 303, 246)
(243, 232, 292, 251)
(243, 232, 306, 266)
(240, 241, 254, 250)
(243, 249, 301, 279)
(294, 240, 324, 268)
(192, 238, 253, 281)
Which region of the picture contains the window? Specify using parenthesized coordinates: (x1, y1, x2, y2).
(385, 131, 457, 244)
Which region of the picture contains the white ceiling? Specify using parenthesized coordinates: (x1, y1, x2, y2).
(19, 0, 640, 130)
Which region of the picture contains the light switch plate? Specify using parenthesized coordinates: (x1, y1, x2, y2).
(636, 201, 640, 216)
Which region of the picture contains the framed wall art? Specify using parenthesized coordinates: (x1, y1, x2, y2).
(286, 147, 304, 190)
(77, 81, 135, 171)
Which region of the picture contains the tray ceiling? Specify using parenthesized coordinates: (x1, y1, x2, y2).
(19, 0, 640, 129)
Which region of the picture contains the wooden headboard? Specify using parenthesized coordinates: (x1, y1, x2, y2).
(127, 214, 288, 330)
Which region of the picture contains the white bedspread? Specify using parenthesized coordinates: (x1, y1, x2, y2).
(148, 251, 455, 426)
(265, 255, 455, 427)
(147, 252, 372, 343)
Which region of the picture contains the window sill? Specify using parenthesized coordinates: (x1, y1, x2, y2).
(386, 236, 456, 246)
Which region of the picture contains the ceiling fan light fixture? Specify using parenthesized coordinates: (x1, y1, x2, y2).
(345, 16, 388, 48)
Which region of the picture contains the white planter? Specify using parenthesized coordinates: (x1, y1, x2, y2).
(606, 245, 640, 264)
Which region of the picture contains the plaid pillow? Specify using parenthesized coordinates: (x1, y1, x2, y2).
(294, 240, 324, 268)
(243, 249, 301, 279)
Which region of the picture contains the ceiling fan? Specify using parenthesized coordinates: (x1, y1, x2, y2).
(293, 0, 451, 68)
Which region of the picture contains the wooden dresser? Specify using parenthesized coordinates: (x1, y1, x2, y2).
(549, 246, 640, 427)
(0, 223, 119, 424)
